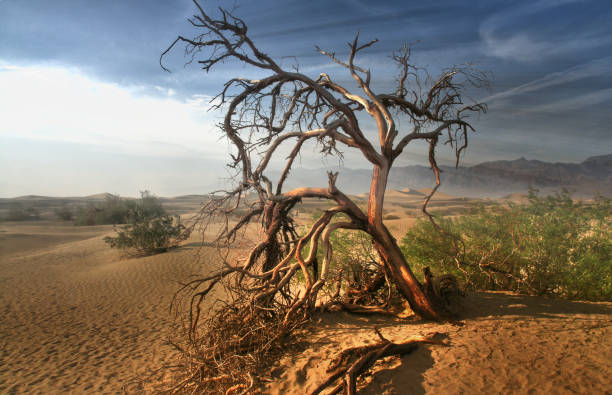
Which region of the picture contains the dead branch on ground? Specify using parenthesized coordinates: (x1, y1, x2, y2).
(310, 330, 447, 395)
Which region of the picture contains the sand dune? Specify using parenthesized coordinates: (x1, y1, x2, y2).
(268, 292, 612, 394)
(0, 221, 217, 393)
(0, 221, 115, 257)
(1, 211, 610, 394)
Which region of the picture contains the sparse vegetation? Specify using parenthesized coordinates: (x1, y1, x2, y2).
(104, 215, 187, 255)
(103, 191, 188, 255)
(54, 205, 75, 221)
(4, 204, 40, 221)
(401, 189, 612, 301)
(74, 192, 165, 226)
(74, 195, 130, 226)
(296, 221, 393, 301)
(160, 2, 487, 391)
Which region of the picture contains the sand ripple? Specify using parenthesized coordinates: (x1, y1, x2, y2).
(0, 223, 214, 394)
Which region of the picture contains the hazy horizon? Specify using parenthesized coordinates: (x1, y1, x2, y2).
(2, 151, 610, 199)
(1, 0, 611, 197)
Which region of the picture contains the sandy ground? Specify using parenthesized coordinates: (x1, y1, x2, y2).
(1, 213, 610, 394)
(0, 220, 217, 394)
(268, 292, 612, 394)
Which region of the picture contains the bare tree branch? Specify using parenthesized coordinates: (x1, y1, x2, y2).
(162, 2, 488, 392)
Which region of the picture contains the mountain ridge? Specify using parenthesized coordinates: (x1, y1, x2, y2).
(3, 155, 610, 200)
(277, 153, 612, 197)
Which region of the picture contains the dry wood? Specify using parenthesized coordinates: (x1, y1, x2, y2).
(160, 1, 486, 392)
(310, 331, 446, 395)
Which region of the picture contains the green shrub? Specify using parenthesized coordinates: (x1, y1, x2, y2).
(104, 215, 187, 255)
(400, 189, 612, 301)
(327, 230, 377, 277)
(74, 191, 165, 226)
(74, 194, 130, 225)
(5, 204, 40, 221)
(103, 191, 189, 255)
(291, 219, 396, 304)
(54, 206, 74, 221)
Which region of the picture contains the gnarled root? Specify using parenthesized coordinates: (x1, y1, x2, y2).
(310, 330, 447, 395)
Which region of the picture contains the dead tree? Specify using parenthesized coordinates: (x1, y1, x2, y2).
(161, 2, 486, 392)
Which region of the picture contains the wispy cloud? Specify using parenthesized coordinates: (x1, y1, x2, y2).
(480, 31, 612, 63)
(478, 0, 608, 63)
(335, 0, 394, 15)
(481, 56, 612, 103)
(522, 87, 612, 113)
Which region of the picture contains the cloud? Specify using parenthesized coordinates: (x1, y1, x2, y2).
(0, 62, 225, 158)
(335, 0, 394, 15)
(480, 31, 612, 63)
(478, 0, 609, 63)
(519, 87, 612, 113)
(481, 56, 612, 103)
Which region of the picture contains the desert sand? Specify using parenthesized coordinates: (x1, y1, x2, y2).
(0, 195, 610, 394)
(267, 293, 611, 394)
(0, 220, 216, 393)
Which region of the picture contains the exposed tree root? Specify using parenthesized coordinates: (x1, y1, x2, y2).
(310, 330, 447, 395)
(326, 301, 398, 317)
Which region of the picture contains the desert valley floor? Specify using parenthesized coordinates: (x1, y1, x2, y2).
(0, 192, 610, 394)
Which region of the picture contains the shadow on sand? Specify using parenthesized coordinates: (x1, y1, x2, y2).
(359, 346, 434, 395)
(461, 291, 612, 319)
(293, 291, 611, 393)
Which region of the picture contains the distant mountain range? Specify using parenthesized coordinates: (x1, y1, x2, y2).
(277, 154, 612, 197)
(5, 155, 611, 201)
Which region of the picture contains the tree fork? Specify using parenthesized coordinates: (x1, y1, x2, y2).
(162, 2, 488, 391)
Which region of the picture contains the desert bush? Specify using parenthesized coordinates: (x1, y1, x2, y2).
(103, 191, 188, 255)
(132, 190, 166, 219)
(326, 230, 378, 278)
(104, 215, 187, 255)
(5, 204, 40, 221)
(74, 191, 165, 226)
(54, 205, 74, 221)
(400, 189, 612, 301)
(74, 194, 131, 225)
(294, 219, 396, 306)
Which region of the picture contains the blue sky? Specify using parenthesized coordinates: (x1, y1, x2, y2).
(1, 0, 611, 197)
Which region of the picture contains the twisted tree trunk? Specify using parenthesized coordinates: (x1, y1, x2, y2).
(161, 3, 487, 392)
(367, 163, 445, 320)
(372, 226, 444, 320)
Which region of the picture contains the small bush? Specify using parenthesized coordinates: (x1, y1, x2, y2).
(103, 191, 189, 255)
(400, 189, 612, 301)
(54, 206, 74, 221)
(383, 214, 401, 220)
(292, 222, 398, 306)
(306, 213, 379, 282)
(74, 194, 131, 225)
(74, 191, 165, 226)
(104, 215, 187, 255)
(5, 204, 40, 221)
